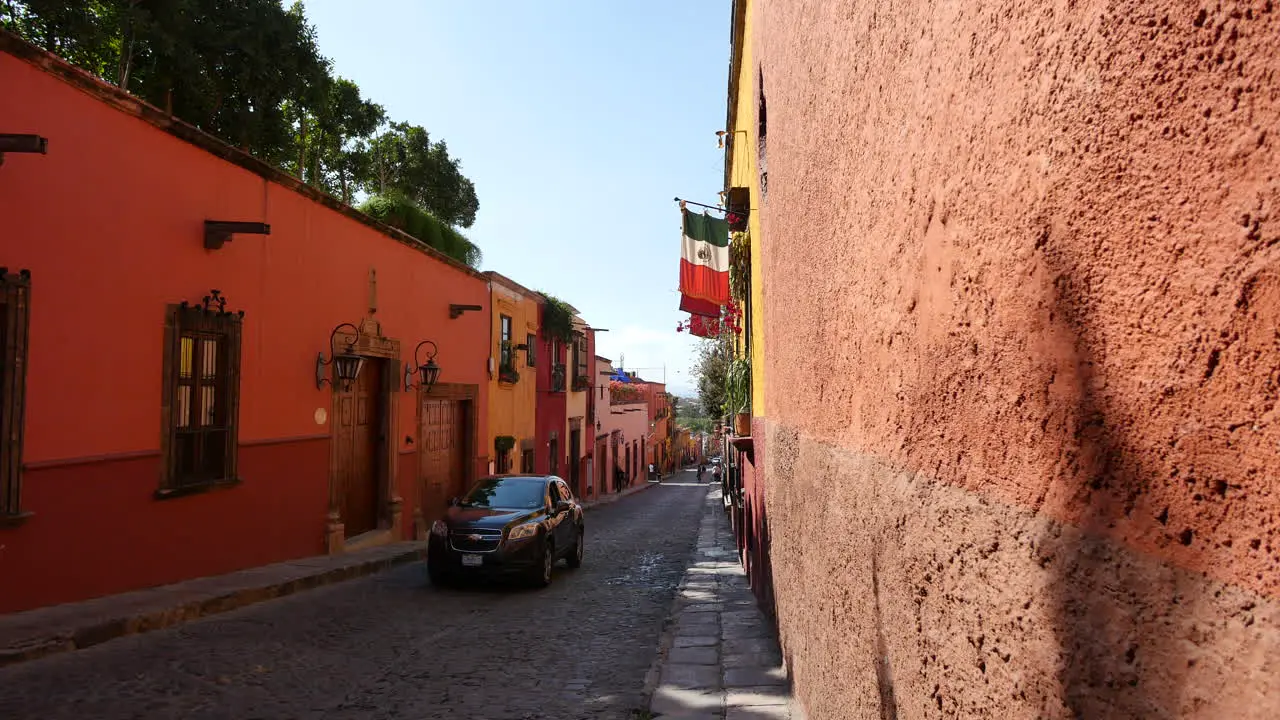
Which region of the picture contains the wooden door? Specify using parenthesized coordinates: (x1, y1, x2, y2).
(420, 397, 468, 523)
(595, 438, 607, 495)
(336, 359, 382, 538)
(569, 429, 581, 495)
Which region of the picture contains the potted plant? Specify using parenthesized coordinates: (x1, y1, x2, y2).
(725, 357, 751, 436)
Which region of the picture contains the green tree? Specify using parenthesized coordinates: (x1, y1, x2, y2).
(693, 339, 729, 420)
(367, 122, 480, 228)
(3, 0, 331, 159)
(286, 76, 385, 203)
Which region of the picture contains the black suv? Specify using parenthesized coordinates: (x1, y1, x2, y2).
(427, 474, 584, 587)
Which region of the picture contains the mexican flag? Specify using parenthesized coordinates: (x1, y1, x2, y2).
(679, 293, 721, 318)
(679, 209, 730, 305)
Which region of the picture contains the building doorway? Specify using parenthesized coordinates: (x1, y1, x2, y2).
(549, 436, 559, 477)
(333, 358, 385, 539)
(569, 428, 581, 496)
(595, 436, 607, 496)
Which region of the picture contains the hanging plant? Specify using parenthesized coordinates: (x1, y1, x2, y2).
(729, 231, 751, 304)
(539, 293, 576, 344)
(724, 357, 751, 416)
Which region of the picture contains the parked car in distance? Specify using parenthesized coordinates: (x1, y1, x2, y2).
(428, 474, 584, 588)
(710, 456, 722, 465)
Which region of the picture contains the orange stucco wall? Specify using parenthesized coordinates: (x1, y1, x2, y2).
(0, 48, 489, 612)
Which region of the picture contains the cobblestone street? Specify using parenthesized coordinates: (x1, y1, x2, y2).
(0, 478, 708, 720)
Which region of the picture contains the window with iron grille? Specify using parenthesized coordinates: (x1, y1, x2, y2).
(573, 334, 588, 384)
(499, 314, 514, 371)
(526, 333, 537, 367)
(160, 291, 243, 495)
(0, 269, 31, 520)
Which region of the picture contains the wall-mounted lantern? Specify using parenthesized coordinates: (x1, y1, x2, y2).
(404, 340, 441, 392)
(316, 322, 365, 391)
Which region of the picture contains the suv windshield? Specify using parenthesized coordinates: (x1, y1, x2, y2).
(460, 477, 546, 510)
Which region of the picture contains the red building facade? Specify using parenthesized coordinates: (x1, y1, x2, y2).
(0, 38, 490, 614)
(533, 301, 568, 481)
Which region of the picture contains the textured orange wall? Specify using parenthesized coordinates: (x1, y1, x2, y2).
(751, 1, 1280, 717)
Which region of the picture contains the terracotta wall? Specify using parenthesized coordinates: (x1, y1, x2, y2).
(751, 1, 1280, 718)
(0, 45, 489, 612)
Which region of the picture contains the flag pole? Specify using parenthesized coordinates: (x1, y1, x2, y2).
(673, 196, 728, 213)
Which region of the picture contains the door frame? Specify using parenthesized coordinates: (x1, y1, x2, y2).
(413, 381, 478, 539)
(326, 318, 401, 554)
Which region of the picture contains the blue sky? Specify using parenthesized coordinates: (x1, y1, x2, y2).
(300, 1, 730, 396)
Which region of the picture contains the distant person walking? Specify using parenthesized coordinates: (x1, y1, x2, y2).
(648, 462, 656, 482)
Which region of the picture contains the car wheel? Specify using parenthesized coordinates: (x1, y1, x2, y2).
(567, 527, 584, 569)
(532, 539, 554, 588)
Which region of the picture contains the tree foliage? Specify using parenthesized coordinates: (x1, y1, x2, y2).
(693, 339, 729, 421)
(2, 0, 481, 239)
(366, 123, 479, 228)
(538, 294, 576, 344)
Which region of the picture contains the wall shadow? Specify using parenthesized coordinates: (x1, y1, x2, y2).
(1039, 247, 1201, 718)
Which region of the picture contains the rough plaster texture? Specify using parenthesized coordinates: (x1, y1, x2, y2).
(750, 0, 1280, 717)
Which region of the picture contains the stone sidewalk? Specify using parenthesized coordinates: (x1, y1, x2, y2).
(0, 541, 428, 668)
(648, 487, 803, 720)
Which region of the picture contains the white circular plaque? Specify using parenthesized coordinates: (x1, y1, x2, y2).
(314, 408, 328, 425)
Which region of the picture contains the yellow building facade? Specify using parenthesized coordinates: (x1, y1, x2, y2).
(485, 273, 539, 474)
(724, 0, 766, 419)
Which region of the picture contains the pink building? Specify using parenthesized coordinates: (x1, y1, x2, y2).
(597, 358, 648, 492)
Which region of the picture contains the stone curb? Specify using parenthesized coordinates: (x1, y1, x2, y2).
(0, 541, 428, 669)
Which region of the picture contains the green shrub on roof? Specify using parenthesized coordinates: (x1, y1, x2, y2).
(360, 194, 482, 268)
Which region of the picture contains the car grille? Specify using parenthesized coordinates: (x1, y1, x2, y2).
(450, 528, 502, 552)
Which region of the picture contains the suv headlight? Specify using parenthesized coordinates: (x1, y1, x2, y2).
(430, 520, 448, 537)
(507, 523, 538, 541)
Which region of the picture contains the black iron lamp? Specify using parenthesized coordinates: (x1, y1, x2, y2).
(316, 323, 365, 390)
(404, 340, 441, 392)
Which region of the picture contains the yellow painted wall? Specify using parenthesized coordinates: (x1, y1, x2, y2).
(726, 0, 766, 419)
(488, 278, 539, 471)
(565, 317, 588, 455)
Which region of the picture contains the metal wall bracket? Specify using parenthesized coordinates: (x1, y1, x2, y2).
(449, 303, 483, 319)
(0, 134, 48, 168)
(204, 220, 271, 250)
